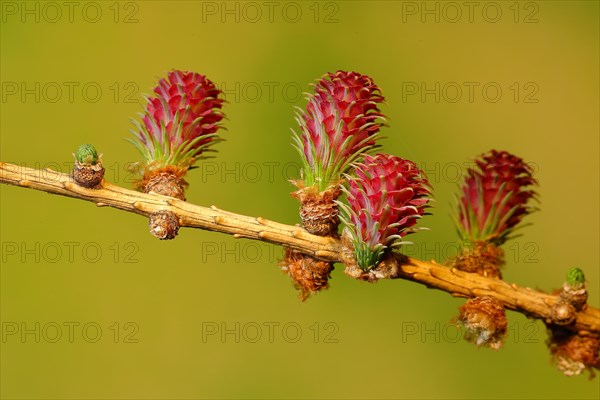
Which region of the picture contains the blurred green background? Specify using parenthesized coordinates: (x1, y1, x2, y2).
(1, 1, 598, 398)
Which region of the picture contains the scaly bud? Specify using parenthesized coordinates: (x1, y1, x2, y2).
(458, 296, 507, 350)
(72, 144, 104, 189)
(561, 267, 588, 311)
(547, 326, 600, 378)
(75, 144, 99, 165)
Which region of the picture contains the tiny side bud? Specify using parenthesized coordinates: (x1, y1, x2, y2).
(567, 267, 585, 289)
(458, 296, 508, 350)
(551, 301, 576, 326)
(72, 144, 104, 189)
(280, 248, 334, 301)
(149, 210, 180, 240)
(561, 267, 588, 311)
(547, 326, 600, 378)
(75, 144, 99, 165)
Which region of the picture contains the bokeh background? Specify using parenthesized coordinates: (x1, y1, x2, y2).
(1, 1, 598, 398)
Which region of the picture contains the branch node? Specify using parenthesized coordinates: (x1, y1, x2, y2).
(552, 301, 577, 326)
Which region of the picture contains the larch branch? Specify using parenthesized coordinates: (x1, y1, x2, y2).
(1, 162, 598, 336)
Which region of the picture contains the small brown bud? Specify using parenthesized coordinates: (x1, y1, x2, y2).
(73, 160, 105, 189)
(280, 248, 334, 301)
(547, 326, 600, 377)
(149, 210, 180, 240)
(459, 296, 508, 350)
(551, 301, 576, 326)
(560, 271, 588, 311)
(560, 284, 588, 311)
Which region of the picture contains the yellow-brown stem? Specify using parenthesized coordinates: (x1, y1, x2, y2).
(1, 162, 599, 336)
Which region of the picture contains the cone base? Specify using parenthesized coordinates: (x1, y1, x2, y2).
(452, 241, 504, 279)
(138, 166, 188, 201)
(343, 252, 403, 282)
(292, 184, 341, 237)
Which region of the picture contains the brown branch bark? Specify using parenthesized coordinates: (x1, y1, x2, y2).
(1, 161, 599, 336)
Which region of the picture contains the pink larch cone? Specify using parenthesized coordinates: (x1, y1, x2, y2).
(452, 150, 538, 278)
(339, 153, 432, 279)
(129, 70, 225, 201)
(283, 71, 386, 298)
(128, 70, 225, 240)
